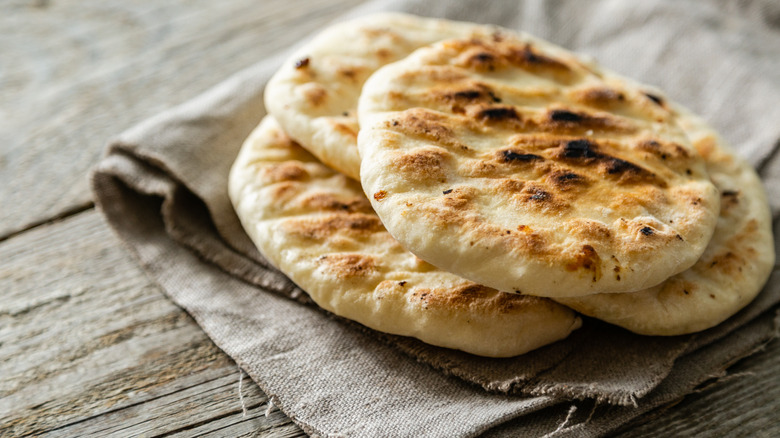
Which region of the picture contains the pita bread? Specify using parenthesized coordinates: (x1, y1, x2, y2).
(358, 34, 720, 298)
(228, 116, 581, 357)
(555, 108, 775, 335)
(264, 13, 492, 180)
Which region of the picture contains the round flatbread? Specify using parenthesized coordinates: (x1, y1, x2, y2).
(555, 108, 775, 335)
(358, 34, 720, 298)
(264, 13, 493, 180)
(228, 116, 581, 357)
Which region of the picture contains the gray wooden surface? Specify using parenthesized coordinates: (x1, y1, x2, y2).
(1, 1, 778, 437)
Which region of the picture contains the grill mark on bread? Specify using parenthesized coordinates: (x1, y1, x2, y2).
(284, 213, 383, 240)
(300, 193, 372, 213)
(549, 109, 585, 123)
(268, 181, 302, 202)
(263, 162, 310, 182)
(439, 83, 503, 105)
(543, 108, 635, 133)
(500, 149, 544, 163)
(317, 253, 377, 278)
(390, 109, 466, 150)
(555, 139, 666, 186)
(450, 38, 577, 83)
(476, 106, 522, 124)
(644, 92, 664, 106)
(637, 139, 691, 162)
(464, 50, 501, 72)
(547, 169, 589, 191)
(571, 87, 626, 107)
(509, 43, 573, 75)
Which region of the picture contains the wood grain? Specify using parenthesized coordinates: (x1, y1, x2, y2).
(0, 0, 364, 239)
(615, 336, 780, 437)
(0, 211, 303, 437)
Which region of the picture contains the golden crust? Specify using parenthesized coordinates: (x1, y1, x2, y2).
(358, 34, 720, 297)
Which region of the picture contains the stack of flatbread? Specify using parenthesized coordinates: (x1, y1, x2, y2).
(229, 13, 775, 358)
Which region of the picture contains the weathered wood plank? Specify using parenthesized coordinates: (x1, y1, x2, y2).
(0, 211, 302, 437)
(616, 336, 780, 437)
(0, 0, 364, 239)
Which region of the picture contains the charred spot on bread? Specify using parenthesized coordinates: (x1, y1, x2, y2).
(294, 57, 310, 69)
(644, 92, 664, 106)
(549, 109, 585, 123)
(562, 139, 599, 159)
(501, 150, 544, 163)
(556, 140, 664, 186)
(477, 106, 520, 123)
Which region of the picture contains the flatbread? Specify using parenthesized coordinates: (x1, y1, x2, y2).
(555, 108, 775, 335)
(358, 34, 720, 298)
(228, 116, 582, 357)
(264, 13, 492, 180)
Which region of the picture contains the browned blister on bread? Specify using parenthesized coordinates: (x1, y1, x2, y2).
(229, 116, 581, 357)
(358, 34, 720, 298)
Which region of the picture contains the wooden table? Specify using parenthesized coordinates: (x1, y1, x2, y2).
(2, 2, 778, 436)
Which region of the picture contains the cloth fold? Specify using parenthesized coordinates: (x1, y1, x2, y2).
(92, 0, 780, 436)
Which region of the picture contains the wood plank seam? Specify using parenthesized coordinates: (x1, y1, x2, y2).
(0, 201, 94, 243)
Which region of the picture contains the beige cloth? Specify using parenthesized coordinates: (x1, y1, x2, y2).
(92, 0, 780, 436)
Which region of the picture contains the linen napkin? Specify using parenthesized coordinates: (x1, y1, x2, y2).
(92, 0, 780, 436)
